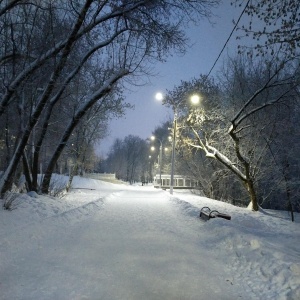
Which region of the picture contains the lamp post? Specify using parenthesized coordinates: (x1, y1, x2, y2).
(169, 109, 178, 195)
(151, 136, 163, 188)
(148, 155, 152, 183)
(156, 92, 200, 195)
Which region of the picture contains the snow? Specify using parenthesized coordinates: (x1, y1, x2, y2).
(0, 175, 299, 300)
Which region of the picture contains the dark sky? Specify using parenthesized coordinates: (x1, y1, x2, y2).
(97, 1, 248, 156)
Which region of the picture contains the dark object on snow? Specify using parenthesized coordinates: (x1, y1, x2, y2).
(199, 206, 231, 221)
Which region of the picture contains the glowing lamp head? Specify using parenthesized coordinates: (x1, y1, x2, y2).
(155, 92, 163, 101)
(191, 94, 200, 104)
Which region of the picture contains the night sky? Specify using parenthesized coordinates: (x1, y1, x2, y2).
(98, 1, 248, 156)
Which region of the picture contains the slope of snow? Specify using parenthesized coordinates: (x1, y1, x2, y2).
(0, 176, 299, 300)
(171, 191, 300, 299)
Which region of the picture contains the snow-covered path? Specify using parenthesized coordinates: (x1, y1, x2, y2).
(1, 177, 299, 299)
(1, 186, 241, 300)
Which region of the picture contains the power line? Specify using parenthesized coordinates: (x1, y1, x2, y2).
(206, 0, 251, 79)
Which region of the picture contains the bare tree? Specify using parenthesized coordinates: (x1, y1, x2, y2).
(123, 135, 147, 184)
(104, 138, 127, 180)
(166, 57, 300, 211)
(0, 0, 221, 195)
(103, 135, 148, 183)
(233, 0, 300, 57)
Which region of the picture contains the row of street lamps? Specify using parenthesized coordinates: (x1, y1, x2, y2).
(152, 93, 201, 194)
(150, 136, 169, 188)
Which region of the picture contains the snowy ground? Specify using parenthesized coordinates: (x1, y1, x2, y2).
(0, 175, 299, 300)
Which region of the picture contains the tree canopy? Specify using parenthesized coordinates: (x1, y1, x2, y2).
(233, 0, 300, 57)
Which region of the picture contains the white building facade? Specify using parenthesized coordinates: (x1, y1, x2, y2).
(153, 174, 198, 189)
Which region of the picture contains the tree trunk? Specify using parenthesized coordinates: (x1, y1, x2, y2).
(66, 163, 78, 192)
(41, 69, 127, 193)
(229, 124, 259, 211)
(22, 152, 33, 191)
(283, 161, 294, 222)
(32, 104, 55, 192)
(31, 149, 39, 192)
(0, 1, 94, 195)
(245, 179, 259, 211)
(0, 127, 33, 196)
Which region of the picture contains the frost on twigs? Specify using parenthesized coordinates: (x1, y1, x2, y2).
(2, 191, 20, 210)
(48, 177, 68, 198)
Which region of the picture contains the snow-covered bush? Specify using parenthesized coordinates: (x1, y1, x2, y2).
(2, 192, 19, 210)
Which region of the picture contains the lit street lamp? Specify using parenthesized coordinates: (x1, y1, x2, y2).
(156, 92, 200, 194)
(155, 92, 164, 101)
(191, 94, 200, 105)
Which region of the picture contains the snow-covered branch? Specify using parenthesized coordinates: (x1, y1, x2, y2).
(231, 63, 291, 125)
(234, 85, 298, 127)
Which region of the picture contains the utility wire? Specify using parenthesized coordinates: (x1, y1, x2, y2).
(206, 0, 251, 79)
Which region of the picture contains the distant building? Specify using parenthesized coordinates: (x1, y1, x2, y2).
(153, 174, 198, 189)
(84, 173, 116, 181)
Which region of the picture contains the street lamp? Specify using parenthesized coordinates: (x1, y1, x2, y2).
(191, 94, 200, 105)
(156, 92, 201, 194)
(155, 92, 164, 101)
